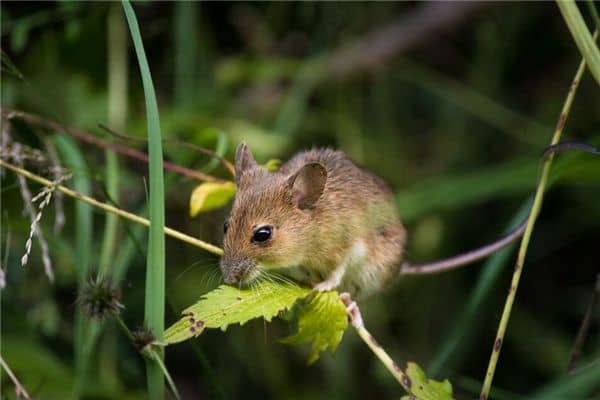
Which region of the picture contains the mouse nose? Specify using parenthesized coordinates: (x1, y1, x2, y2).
(221, 257, 255, 285)
(223, 270, 241, 284)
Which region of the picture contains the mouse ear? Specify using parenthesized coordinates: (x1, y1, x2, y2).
(287, 162, 327, 209)
(235, 142, 257, 185)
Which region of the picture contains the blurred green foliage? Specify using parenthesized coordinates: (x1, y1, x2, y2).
(1, 2, 599, 399)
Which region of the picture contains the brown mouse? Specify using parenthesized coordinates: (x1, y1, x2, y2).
(221, 143, 527, 299)
(221, 143, 407, 298)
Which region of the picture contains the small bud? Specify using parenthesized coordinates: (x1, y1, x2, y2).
(132, 326, 156, 352)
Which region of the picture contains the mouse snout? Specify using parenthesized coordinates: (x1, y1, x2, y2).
(220, 257, 256, 285)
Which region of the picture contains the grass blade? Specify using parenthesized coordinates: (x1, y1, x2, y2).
(556, 2, 600, 86)
(122, 1, 166, 398)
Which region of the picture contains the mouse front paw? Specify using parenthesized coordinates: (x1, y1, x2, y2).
(313, 279, 339, 292)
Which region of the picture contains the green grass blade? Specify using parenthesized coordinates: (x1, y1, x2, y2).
(53, 134, 93, 398)
(556, 1, 600, 86)
(122, 1, 166, 399)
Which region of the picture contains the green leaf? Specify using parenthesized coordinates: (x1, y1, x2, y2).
(189, 181, 236, 217)
(400, 362, 454, 400)
(164, 282, 311, 345)
(280, 291, 348, 364)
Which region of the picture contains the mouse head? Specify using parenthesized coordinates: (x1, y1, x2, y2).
(220, 143, 327, 285)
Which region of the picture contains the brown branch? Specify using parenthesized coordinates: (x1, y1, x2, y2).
(0, 354, 31, 399)
(328, 2, 488, 78)
(1, 108, 226, 183)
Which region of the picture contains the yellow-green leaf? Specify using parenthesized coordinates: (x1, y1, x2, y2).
(280, 291, 348, 364)
(164, 282, 311, 345)
(262, 158, 282, 172)
(400, 362, 454, 400)
(189, 181, 236, 217)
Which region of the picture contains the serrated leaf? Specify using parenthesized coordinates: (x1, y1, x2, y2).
(189, 181, 236, 217)
(262, 158, 282, 172)
(400, 362, 454, 400)
(280, 291, 348, 364)
(164, 282, 311, 345)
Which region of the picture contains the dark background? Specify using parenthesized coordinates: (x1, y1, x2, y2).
(1, 2, 599, 399)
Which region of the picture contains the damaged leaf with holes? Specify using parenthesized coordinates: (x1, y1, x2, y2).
(280, 291, 348, 364)
(400, 362, 454, 400)
(163, 281, 311, 344)
(189, 181, 236, 217)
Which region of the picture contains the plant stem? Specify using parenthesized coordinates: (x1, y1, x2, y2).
(354, 323, 413, 393)
(479, 52, 588, 400)
(0, 159, 223, 256)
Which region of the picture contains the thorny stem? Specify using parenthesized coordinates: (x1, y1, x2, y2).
(480, 45, 590, 399)
(567, 274, 600, 372)
(0, 354, 31, 399)
(0, 159, 223, 256)
(1, 108, 225, 183)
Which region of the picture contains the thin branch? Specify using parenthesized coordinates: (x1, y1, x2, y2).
(567, 274, 600, 372)
(0, 354, 31, 400)
(1, 108, 225, 183)
(480, 42, 591, 399)
(0, 159, 223, 256)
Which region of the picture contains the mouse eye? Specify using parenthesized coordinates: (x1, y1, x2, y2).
(223, 220, 229, 234)
(252, 226, 272, 243)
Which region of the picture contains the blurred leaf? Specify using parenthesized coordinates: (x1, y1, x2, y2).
(397, 158, 537, 222)
(199, 129, 229, 174)
(3, 336, 73, 398)
(280, 291, 348, 364)
(262, 158, 282, 172)
(11, 20, 30, 52)
(164, 282, 311, 345)
(189, 181, 236, 217)
(400, 362, 454, 400)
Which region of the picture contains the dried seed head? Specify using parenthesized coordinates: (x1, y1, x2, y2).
(79, 276, 123, 320)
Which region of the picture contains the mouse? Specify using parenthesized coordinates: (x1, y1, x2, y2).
(220, 143, 526, 299)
